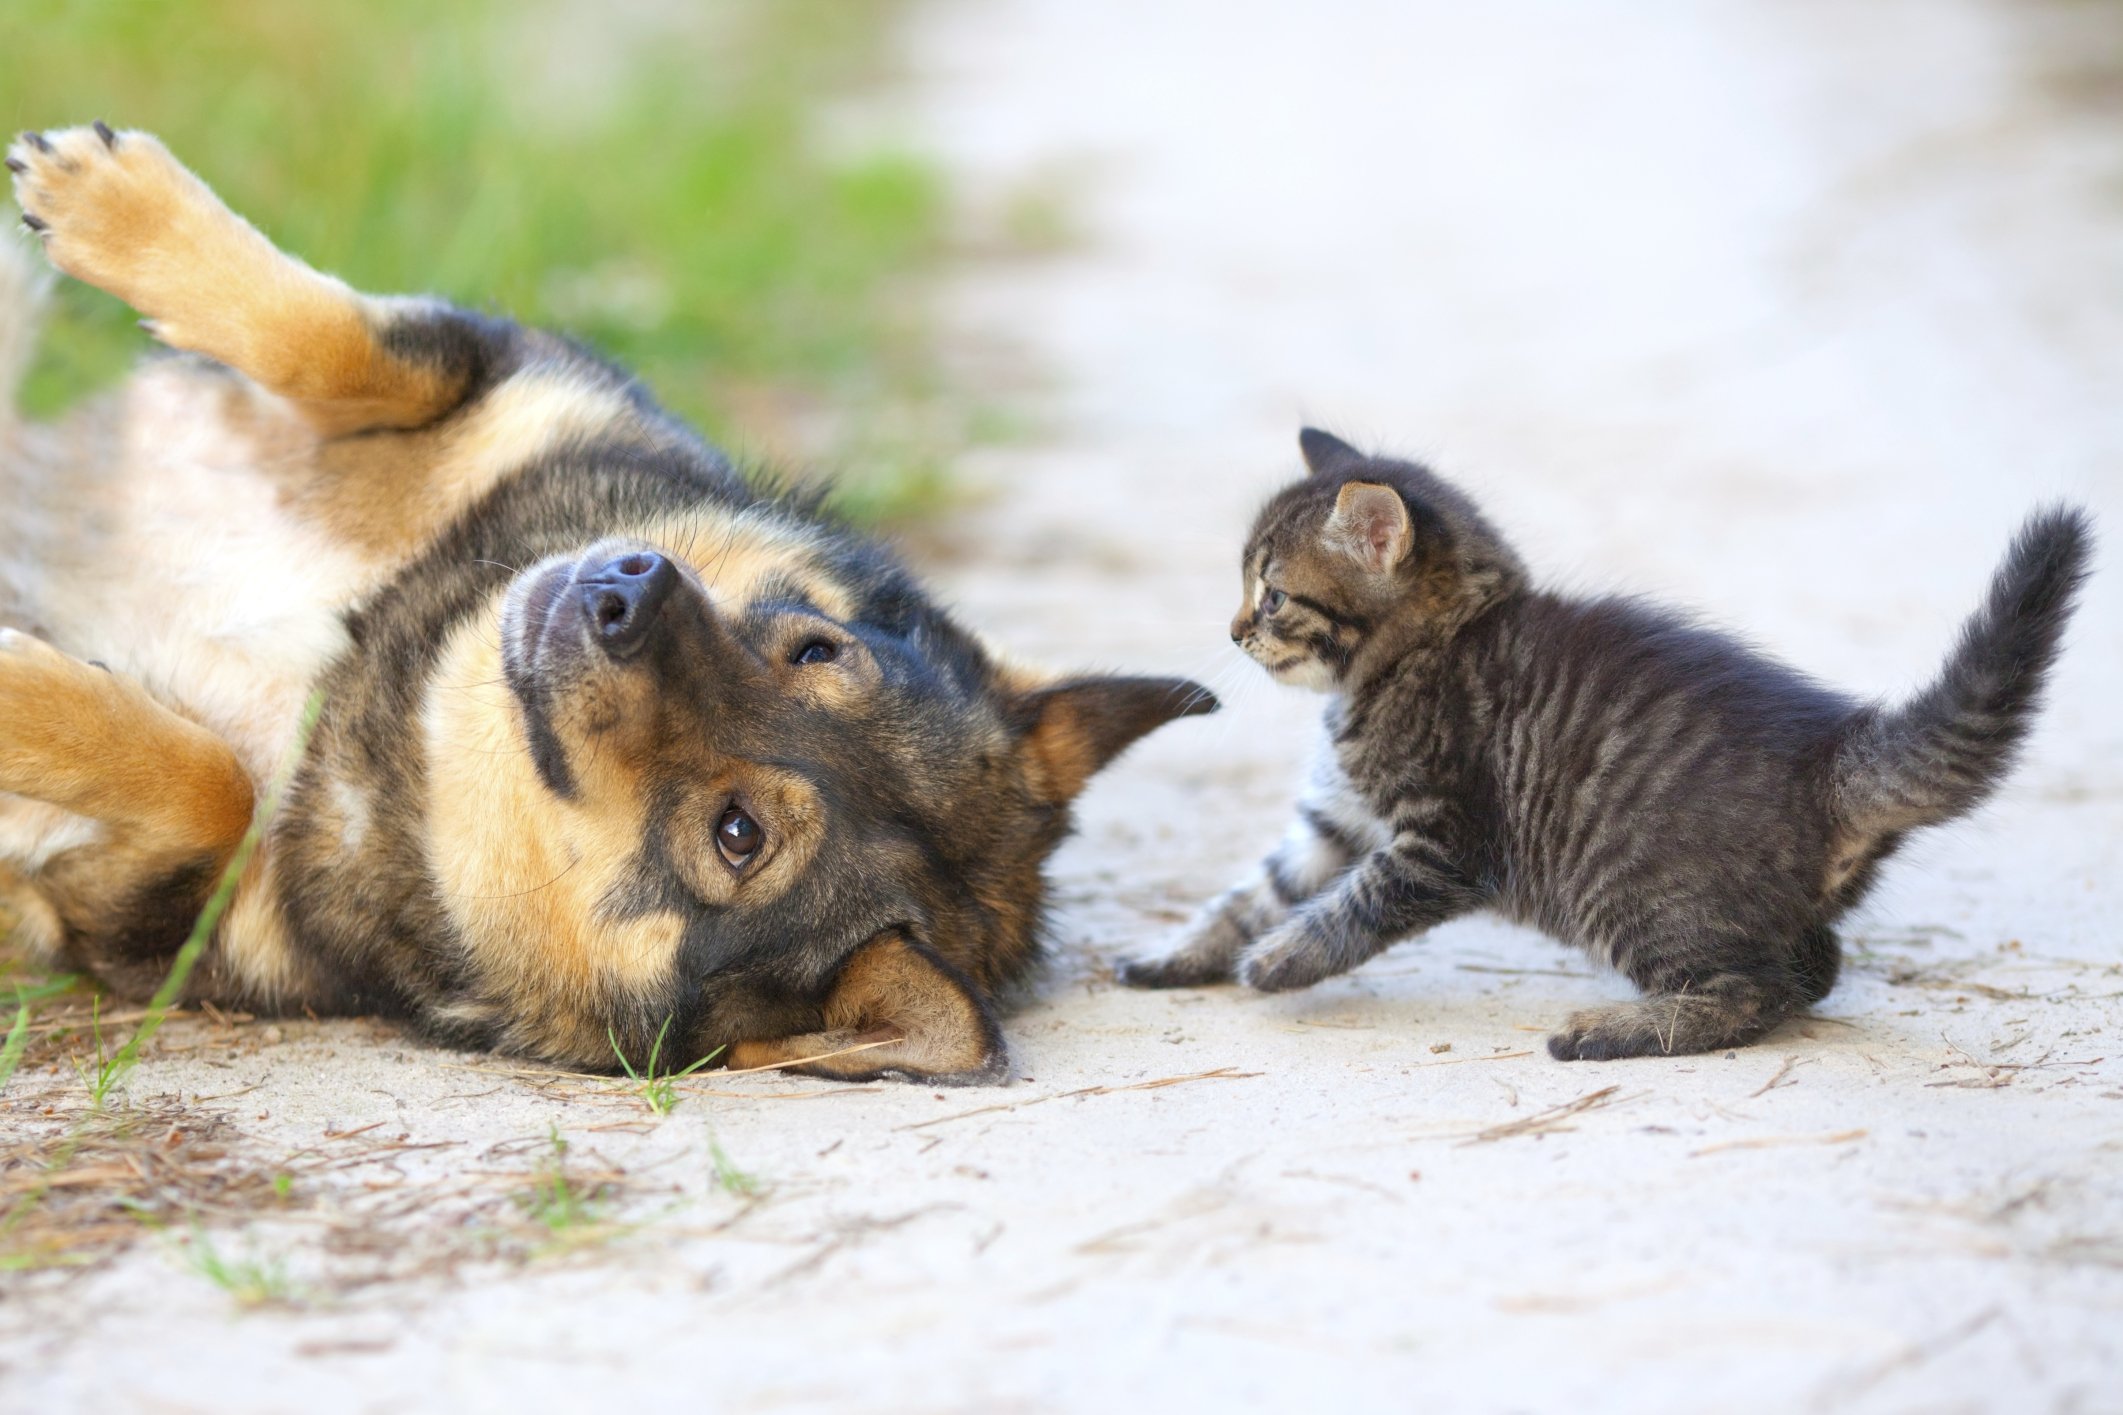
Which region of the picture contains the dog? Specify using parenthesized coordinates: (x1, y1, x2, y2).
(0, 124, 1214, 1083)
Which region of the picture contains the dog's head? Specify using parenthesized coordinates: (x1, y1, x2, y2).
(413, 510, 1213, 1082)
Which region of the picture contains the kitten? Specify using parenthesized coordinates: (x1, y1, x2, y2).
(1120, 428, 2092, 1059)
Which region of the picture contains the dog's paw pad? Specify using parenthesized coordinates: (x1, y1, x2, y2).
(7, 126, 194, 294)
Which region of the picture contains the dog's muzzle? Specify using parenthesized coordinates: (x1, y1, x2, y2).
(578, 551, 677, 658)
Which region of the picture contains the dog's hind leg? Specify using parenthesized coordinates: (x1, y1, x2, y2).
(8, 124, 499, 438)
(0, 627, 255, 994)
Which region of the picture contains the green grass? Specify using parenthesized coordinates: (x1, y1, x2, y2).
(0, 996, 29, 1094)
(707, 1130, 765, 1199)
(5, 0, 951, 519)
(0, 972, 81, 1094)
(516, 1125, 604, 1235)
(609, 1016, 720, 1116)
(185, 1225, 295, 1309)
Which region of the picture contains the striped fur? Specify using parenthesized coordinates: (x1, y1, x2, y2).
(1122, 428, 2092, 1060)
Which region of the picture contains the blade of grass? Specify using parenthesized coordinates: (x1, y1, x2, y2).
(0, 990, 34, 1093)
(610, 1016, 725, 1115)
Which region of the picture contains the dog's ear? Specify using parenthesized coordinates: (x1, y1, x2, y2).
(725, 933, 1008, 1084)
(1298, 426, 1364, 478)
(1014, 675, 1218, 804)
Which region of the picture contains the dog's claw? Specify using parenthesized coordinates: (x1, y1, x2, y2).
(21, 213, 47, 233)
(24, 131, 53, 154)
(4, 157, 24, 175)
(92, 121, 118, 149)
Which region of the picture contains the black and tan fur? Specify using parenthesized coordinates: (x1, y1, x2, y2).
(1121, 428, 2090, 1060)
(1, 125, 1213, 1083)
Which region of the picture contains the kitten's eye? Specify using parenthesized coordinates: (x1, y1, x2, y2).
(1264, 588, 1288, 614)
(716, 806, 764, 868)
(791, 639, 837, 666)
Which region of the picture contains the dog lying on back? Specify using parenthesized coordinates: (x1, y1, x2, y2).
(0, 124, 1213, 1083)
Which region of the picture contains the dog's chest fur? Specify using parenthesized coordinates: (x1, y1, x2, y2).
(2, 362, 382, 779)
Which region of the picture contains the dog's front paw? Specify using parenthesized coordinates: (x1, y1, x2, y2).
(8, 124, 204, 316)
(1237, 916, 1341, 992)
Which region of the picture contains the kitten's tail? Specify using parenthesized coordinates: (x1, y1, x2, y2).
(1832, 507, 2093, 836)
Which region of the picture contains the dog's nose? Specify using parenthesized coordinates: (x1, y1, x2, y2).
(579, 551, 678, 656)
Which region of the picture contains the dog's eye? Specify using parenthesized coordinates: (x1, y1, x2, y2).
(716, 806, 763, 867)
(791, 639, 837, 666)
(1264, 588, 1288, 613)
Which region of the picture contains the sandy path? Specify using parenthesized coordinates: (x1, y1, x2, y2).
(6, 1, 2122, 1410)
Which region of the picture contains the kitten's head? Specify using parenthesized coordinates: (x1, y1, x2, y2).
(1231, 428, 1525, 690)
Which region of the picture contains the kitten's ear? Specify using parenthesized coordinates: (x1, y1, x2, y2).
(1299, 427, 1364, 478)
(1014, 675, 1218, 803)
(1324, 481, 1414, 574)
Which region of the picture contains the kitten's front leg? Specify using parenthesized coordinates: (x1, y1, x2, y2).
(1239, 830, 1478, 992)
(1117, 805, 1365, 988)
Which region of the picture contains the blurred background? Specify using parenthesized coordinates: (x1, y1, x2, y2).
(5, 0, 961, 520)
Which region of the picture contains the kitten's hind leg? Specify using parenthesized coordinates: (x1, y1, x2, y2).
(1117, 806, 1364, 988)
(1546, 932, 1833, 1060)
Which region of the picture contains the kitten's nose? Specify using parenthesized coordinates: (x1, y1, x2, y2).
(1229, 612, 1251, 644)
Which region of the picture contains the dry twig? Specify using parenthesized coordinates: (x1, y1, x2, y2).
(1456, 1086, 1620, 1145)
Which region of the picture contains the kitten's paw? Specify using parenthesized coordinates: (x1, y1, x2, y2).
(1115, 913, 1249, 989)
(1236, 918, 1339, 992)
(1115, 951, 1232, 989)
(1545, 1002, 1688, 1061)
(8, 124, 208, 319)
(1550, 986, 1779, 1061)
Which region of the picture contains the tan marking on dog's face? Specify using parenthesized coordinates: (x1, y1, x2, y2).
(424, 603, 683, 1055)
(657, 510, 858, 624)
(421, 508, 852, 1063)
(743, 606, 884, 715)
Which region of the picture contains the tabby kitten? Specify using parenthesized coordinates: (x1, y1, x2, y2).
(1120, 429, 2091, 1059)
